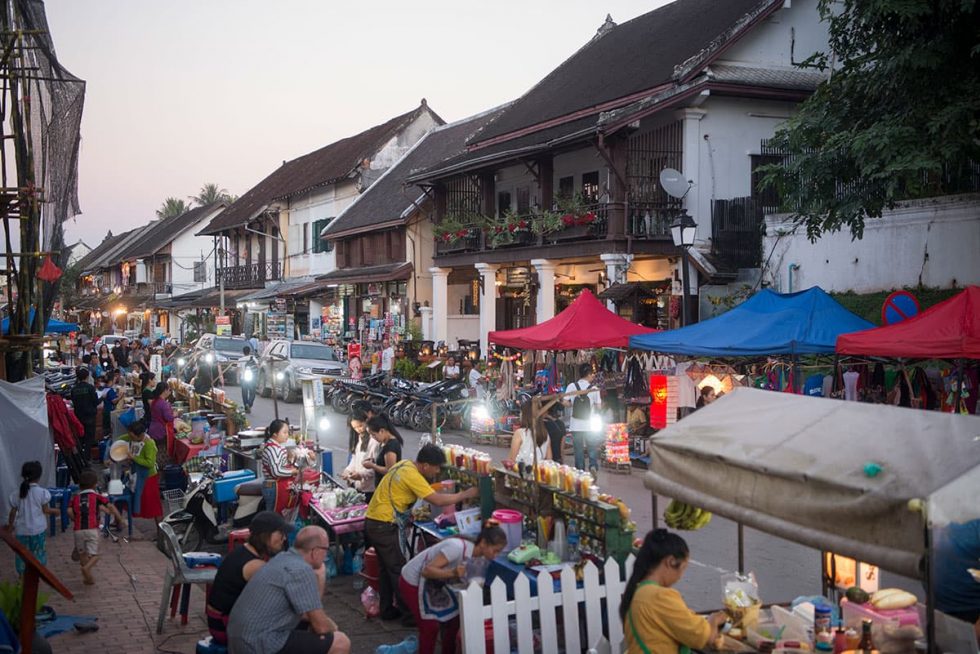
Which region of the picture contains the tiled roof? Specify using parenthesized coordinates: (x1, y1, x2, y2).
(705, 64, 828, 91)
(73, 233, 122, 273)
(322, 105, 510, 239)
(471, 0, 778, 147)
(115, 203, 224, 261)
(78, 227, 148, 273)
(198, 103, 443, 236)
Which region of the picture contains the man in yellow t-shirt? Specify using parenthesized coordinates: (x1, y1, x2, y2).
(365, 444, 478, 621)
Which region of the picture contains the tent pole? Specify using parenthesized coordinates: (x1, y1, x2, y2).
(953, 358, 963, 413)
(651, 493, 658, 530)
(924, 521, 936, 653)
(737, 523, 745, 573)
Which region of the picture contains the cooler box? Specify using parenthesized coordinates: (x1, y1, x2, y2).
(213, 470, 256, 503)
(183, 552, 222, 568)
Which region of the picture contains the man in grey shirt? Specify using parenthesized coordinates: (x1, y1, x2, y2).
(227, 526, 350, 654)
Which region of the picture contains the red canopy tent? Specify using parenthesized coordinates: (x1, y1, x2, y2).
(489, 289, 657, 350)
(836, 286, 980, 359)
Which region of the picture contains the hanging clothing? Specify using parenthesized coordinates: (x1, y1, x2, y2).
(843, 371, 860, 401)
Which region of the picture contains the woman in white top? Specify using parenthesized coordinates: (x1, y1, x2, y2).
(340, 412, 381, 502)
(443, 357, 460, 380)
(398, 523, 507, 654)
(508, 401, 553, 466)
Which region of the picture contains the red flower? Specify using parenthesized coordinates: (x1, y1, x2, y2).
(582, 211, 596, 223)
(561, 214, 575, 226)
(494, 225, 503, 233)
(456, 229, 468, 238)
(519, 220, 528, 229)
(508, 223, 516, 232)
(442, 233, 452, 243)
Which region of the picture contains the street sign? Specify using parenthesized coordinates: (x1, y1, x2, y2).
(215, 315, 231, 335)
(881, 291, 920, 325)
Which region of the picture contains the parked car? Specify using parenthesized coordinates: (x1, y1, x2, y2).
(258, 340, 345, 402)
(193, 333, 248, 384)
(94, 334, 127, 350)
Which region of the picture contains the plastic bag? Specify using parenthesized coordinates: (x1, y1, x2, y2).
(118, 407, 137, 428)
(361, 586, 381, 618)
(722, 571, 761, 630)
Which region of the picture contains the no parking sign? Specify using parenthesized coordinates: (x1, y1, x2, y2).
(881, 291, 920, 325)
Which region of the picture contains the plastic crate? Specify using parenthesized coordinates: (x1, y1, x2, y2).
(162, 488, 185, 515)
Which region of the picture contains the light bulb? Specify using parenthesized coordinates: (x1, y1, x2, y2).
(318, 417, 329, 431)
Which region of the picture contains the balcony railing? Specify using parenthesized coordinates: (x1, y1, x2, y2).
(625, 202, 673, 239)
(434, 204, 613, 256)
(216, 261, 283, 289)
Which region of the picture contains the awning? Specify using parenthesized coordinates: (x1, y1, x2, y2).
(315, 262, 413, 286)
(236, 278, 316, 303)
(597, 281, 667, 302)
(187, 288, 253, 308)
(155, 288, 210, 310)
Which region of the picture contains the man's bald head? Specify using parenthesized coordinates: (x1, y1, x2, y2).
(293, 525, 329, 552)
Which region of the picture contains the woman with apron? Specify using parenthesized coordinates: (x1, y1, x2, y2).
(260, 419, 298, 515)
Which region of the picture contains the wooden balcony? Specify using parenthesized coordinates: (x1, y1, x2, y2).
(216, 261, 283, 289)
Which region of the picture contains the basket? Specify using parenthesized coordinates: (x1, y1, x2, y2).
(162, 488, 185, 515)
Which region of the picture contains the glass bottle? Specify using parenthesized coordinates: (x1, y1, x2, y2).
(856, 619, 874, 652)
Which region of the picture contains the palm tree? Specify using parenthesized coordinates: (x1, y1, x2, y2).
(190, 182, 232, 206)
(156, 197, 192, 219)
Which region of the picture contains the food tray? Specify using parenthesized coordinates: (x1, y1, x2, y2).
(316, 503, 367, 534)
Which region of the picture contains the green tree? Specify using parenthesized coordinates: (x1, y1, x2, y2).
(759, 0, 980, 240)
(190, 182, 233, 206)
(156, 197, 192, 219)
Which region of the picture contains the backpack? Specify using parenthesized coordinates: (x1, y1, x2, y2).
(571, 381, 592, 420)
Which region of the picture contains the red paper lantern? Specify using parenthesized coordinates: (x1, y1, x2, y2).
(649, 374, 668, 429)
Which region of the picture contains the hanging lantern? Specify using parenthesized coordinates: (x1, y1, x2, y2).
(649, 374, 669, 429)
(37, 255, 62, 283)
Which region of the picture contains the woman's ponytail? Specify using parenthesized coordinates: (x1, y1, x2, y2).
(19, 461, 43, 499)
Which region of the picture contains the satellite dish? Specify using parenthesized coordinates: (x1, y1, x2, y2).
(660, 168, 692, 199)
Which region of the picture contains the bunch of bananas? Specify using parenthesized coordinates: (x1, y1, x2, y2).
(663, 500, 712, 530)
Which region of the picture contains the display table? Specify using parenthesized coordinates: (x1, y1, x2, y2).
(309, 501, 367, 537)
(172, 438, 221, 465)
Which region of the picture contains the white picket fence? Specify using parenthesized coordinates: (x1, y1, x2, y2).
(459, 555, 636, 654)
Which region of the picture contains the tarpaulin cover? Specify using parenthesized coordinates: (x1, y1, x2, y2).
(643, 387, 980, 579)
(629, 286, 873, 356)
(0, 377, 55, 520)
(2, 308, 79, 334)
(836, 286, 980, 359)
(488, 289, 656, 350)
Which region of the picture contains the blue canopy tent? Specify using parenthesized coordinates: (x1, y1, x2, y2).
(629, 287, 874, 356)
(2, 309, 79, 335)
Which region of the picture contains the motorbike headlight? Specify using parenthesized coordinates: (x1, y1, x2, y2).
(243, 369, 254, 382)
(204, 353, 215, 363)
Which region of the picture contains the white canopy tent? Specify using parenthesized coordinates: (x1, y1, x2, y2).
(643, 388, 980, 581)
(0, 376, 55, 519)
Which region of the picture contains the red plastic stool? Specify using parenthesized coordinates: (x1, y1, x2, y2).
(228, 528, 250, 553)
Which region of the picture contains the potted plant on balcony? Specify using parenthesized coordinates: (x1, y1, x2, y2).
(551, 193, 599, 241)
(434, 216, 481, 250)
(486, 210, 534, 248)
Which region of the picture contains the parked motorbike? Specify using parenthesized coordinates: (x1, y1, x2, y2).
(159, 459, 264, 552)
(329, 372, 388, 414)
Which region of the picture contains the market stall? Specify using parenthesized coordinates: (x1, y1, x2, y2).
(836, 285, 980, 359)
(629, 286, 873, 356)
(643, 387, 980, 650)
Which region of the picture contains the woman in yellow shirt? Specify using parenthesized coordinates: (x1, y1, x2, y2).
(622, 529, 727, 654)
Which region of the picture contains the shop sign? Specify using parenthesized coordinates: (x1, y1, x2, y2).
(649, 374, 669, 429)
(215, 315, 231, 336)
(367, 283, 381, 296)
(274, 297, 287, 312)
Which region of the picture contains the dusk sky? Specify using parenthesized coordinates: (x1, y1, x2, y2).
(46, 0, 671, 248)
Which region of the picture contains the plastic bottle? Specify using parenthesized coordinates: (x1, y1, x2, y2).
(419, 432, 432, 447)
(435, 427, 443, 447)
(567, 519, 580, 561)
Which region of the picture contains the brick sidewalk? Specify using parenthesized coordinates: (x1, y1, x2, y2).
(1, 519, 416, 654)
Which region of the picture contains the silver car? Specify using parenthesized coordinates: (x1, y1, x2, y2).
(258, 340, 345, 402)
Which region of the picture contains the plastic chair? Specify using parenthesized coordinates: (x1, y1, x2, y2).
(227, 528, 249, 553)
(156, 523, 218, 634)
(47, 486, 77, 535)
(103, 490, 134, 540)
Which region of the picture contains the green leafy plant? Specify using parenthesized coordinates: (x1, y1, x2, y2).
(0, 580, 49, 632)
(394, 357, 418, 380)
(485, 210, 534, 248)
(433, 213, 485, 245)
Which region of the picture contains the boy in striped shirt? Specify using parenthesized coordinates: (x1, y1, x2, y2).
(69, 470, 125, 584)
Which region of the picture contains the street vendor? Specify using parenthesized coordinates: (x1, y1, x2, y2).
(261, 419, 299, 515)
(119, 420, 163, 524)
(147, 381, 175, 466)
(340, 410, 380, 503)
(361, 414, 404, 483)
(364, 444, 479, 621)
(398, 521, 508, 654)
(621, 529, 726, 654)
(508, 401, 552, 466)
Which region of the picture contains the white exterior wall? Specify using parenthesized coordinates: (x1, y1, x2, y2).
(447, 315, 480, 348)
(722, 0, 828, 68)
(552, 148, 610, 203)
(169, 219, 219, 296)
(286, 183, 354, 278)
(763, 194, 980, 293)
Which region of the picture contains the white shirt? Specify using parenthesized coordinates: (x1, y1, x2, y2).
(467, 368, 482, 389)
(343, 435, 381, 493)
(381, 347, 395, 372)
(9, 484, 52, 537)
(565, 379, 600, 432)
(400, 538, 473, 587)
(444, 365, 460, 379)
(514, 427, 548, 466)
(675, 361, 697, 409)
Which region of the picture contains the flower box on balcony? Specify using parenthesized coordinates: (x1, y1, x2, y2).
(550, 224, 595, 242)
